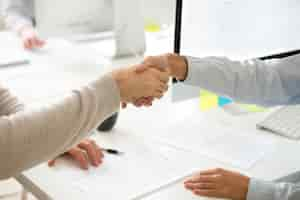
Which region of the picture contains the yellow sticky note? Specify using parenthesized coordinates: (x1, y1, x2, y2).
(199, 90, 218, 111)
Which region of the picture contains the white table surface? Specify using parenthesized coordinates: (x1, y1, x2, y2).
(1, 31, 300, 200)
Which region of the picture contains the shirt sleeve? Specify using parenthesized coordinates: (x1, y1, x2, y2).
(0, 74, 120, 180)
(2, 0, 35, 32)
(184, 54, 300, 106)
(247, 178, 300, 200)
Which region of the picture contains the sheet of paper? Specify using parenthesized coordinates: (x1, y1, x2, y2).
(46, 129, 203, 200)
(154, 111, 276, 169)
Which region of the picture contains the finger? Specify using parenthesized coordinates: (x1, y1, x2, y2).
(78, 140, 99, 166)
(153, 70, 169, 83)
(153, 90, 164, 99)
(92, 141, 104, 166)
(90, 140, 104, 160)
(144, 97, 154, 106)
(27, 39, 34, 49)
(158, 83, 169, 93)
(48, 159, 56, 167)
(192, 189, 219, 198)
(68, 147, 89, 170)
(32, 38, 40, 48)
(185, 182, 217, 190)
(37, 39, 45, 47)
(185, 175, 217, 183)
(23, 40, 31, 49)
(133, 99, 145, 107)
(122, 102, 127, 109)
(200, 168, 225, 175)
(144, 55, 169, 69)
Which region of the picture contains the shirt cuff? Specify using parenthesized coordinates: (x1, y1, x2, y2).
(247, 178, 276, 200)
(184, 56, 211, 86)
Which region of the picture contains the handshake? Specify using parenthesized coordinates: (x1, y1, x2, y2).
(111, 53, 188, 107)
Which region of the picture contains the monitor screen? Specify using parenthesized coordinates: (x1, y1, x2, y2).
(179, 0, 300, 60)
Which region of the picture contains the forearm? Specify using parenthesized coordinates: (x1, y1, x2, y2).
(2, 0, 34, 33)
(0, 75, 120, 179)
(183, 55, 300, 106)
(247, 178, 300, 200)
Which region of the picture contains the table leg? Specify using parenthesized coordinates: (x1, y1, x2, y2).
(21, 189, 28, 200)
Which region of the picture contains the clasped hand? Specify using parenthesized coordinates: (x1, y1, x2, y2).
(117, 53, 188, 107)
(111, 63, 170, 107)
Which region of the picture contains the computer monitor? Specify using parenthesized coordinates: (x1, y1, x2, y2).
(172, 0, 300, 102)
(174, 0, 300, 60)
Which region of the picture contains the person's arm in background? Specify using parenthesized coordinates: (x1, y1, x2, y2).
(2, 0, 45, 49)
(142, 53, 300, 107)
(0, 65, 169, 180)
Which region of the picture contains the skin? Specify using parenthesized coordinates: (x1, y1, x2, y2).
(48, 139, 103, 170)
(184, 168, 250, 200)
(19, 26, 45, 50)
(112, 64, 169, 104)
(132, 53, 188, 106)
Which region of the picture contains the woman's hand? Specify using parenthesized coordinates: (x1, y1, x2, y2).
(20, 26, 45, 49)
(184, 168, 250, 200)
(48, 139, 103, 170)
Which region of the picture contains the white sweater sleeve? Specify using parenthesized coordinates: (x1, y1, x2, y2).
(0, 74, 120, 180)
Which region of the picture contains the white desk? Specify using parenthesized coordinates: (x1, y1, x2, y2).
(0, 31, 300, 200)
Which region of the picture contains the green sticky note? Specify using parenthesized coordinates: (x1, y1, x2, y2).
(239, 104, 267, 112)
(144, 20, 161, 32)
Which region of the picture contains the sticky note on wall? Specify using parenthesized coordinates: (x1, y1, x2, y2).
(200, 90, 218, 111)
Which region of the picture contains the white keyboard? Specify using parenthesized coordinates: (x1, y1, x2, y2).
(257, 105, 300, 139)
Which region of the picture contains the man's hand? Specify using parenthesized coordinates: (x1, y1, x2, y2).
(48, 139, 103, 170)
(184, 168, 250, 200)
(20, 26, 45, 50)
(111, 65, 169, 104)
(138, 53, 188, 80)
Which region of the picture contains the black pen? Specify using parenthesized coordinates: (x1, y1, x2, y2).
(101, 148, 124, 155)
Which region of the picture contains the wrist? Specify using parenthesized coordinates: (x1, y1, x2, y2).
(111, 68, 131, 102)
(166, 53, 188, 80)
(238, 175, 250, 200)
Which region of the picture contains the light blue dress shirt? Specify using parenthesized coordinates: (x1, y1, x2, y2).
(185, 55, 300, 200)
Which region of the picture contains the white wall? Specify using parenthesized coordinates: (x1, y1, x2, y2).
(140, 0, 175, 26)
(0, 1, 4, 30)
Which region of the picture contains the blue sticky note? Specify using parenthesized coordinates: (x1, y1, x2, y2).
(218, 96, 232, 107)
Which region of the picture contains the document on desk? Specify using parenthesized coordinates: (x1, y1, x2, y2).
(154, 111, 276, 169)
(0, 48, 29, 68)
(48, 129, 199, 200)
